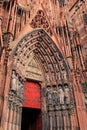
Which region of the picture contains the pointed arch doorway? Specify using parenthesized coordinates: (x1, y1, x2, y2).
(7, 28, 75, 130)
(21, 81, 42, 130)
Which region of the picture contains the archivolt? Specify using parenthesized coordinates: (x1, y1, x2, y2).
(11, 28, 70, 88)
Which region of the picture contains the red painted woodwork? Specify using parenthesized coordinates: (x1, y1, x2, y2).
(23, 81, 41, 109)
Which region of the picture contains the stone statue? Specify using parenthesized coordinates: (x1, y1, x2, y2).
(64, 85, 70, 104)
(46, 86, 52, 106)
(58, 85, 65, 105)
(11, 71, 17, 92)
(52, 87, 58, 106)
(17, 78, 24, 99)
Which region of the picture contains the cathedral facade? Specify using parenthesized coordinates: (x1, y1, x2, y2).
(0, 0, 87, 130)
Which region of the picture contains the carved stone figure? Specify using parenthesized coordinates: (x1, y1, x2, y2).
(17, 78, 24, 99)
(11, 71, 17, 92)
(46, 86, 52, 106)
(58, 85, 65, 105)
(64, 85, 70, 104)
(52, 87, 58, 106)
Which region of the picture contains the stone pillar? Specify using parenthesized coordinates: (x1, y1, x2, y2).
(55, 110, 60, 130)
(72, 72, 87, 130)
(53, 111, 56, 130)
(0, 49, 6, 123)
(1, 56, 13, 129)
(8, 103, 14, 130)
(70, 108, 79, 130)
(59, 111, 64, 130)
(63, 110, 67, 130)
(0, 18, 3, 49)
(15, 100, 22, 130)
(15, 106, 22, 130)
(15, 106, 19, 130)
(1, 97, 10, 130)
(49, 111, 53, 130)
(64, 110, 71, 130)
(12, 105, 17, 130)
(19, 107, 22, 130)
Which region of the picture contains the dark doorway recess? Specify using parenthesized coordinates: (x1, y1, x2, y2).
(21, 107, 42, 130)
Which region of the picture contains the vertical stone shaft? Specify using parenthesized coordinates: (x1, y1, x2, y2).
(56, 111, 60, 130)
(1, 57, 12, 129)
(8, 103, 14, 130)
(12, 106, 17, 130)
(1, 97, 9, 130)
(0, 49, 5, 122)
(70, 108, 79, 130)
(49, 112, 53, 130)
(63, 111, 67, 130)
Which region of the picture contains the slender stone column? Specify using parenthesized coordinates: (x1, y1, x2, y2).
(63, 110, 71, 130)
(42, 111, 48, 130)
(63, 110, 67, 130)
(17, 107, 20, 130)
(8, 103, 15, 130)
(70, 108, 79, 130)
(55, 110, 60, 130)
(53, 111, 56, 130)
(49, 111, 53, 130)
(0, 49, 5, 122)
(67, 111, 71, 130)
(12, 105, 17, 130)
(19, 107, 22, 130)
(1, 56, 13, 128)
(1, 97, 10, 130)
(15, 106, 19, 130)
(59, 110, 64, 130)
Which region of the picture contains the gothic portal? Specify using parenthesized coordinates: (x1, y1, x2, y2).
(0, 0, 87, 130)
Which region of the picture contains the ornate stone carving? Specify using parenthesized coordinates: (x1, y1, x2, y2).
(52, 87, 59, 106)
(9, 70, 24, 111)
(46, 86, 52, 106)
(17, 78, 24, 99)
(3, 33, 13, 47)
(64, 84, 70, 105)
(10, 70, 17, 92)
(30, 10, 52, 35)
(58, 85, 65, 105)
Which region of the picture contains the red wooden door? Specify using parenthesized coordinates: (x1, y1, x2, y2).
(23, 81, 41, 109)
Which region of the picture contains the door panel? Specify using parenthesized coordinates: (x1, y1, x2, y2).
(23, 81, 41, 109)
